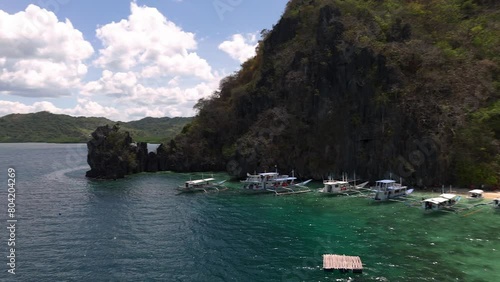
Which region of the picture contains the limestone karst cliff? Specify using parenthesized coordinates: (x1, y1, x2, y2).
(87, 0, 499, 186)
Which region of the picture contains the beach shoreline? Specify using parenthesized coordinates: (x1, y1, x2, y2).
(420, 187, 500, 200)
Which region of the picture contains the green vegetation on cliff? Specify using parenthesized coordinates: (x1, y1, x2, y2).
(164, 0, 499, 186)
(0, 111, 191, 143)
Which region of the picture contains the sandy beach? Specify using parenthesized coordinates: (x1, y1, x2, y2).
(437, 187, 500, 200)
(482, 192, 500, 200)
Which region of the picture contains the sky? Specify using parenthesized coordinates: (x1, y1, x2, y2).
(0, 0, 289, 121)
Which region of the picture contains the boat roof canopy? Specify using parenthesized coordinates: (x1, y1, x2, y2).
(187, 178, 215, 184)
(468, 189, 484, 194)
(259, 172, 279, 176)
(376, 180, 396, 184)
(275, 177, 297, 181)
(424, 197, 450, 205)
(324, 181, 349, 185)
(439, 193, 457, 199)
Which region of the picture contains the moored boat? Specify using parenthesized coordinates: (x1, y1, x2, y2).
(320, 178, 368, 195)
(241, 172, 285, 192)
(177, 178, 226, 193)
(372, 179, 412, 201)
(241, 170, 311, 195)
(422, 193, 461, 211)
(466, 189, 484, 201)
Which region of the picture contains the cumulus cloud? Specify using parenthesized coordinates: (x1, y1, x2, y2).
(70, 98, 122, 119)
(81, 2, 222, 120)
(124, 105, 183, 121)
(218, 33, 258, 63)
(0, 101, 56, 115)
(0, 99, 122, 120)
(94, 2, 213, 80)
(82, 70, 221, 114)
(0, 2, 223, 121)
(81, 70, 138, 97)
(0, 5, 94, 97)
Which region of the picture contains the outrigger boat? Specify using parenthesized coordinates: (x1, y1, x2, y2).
(241, 172, 285, 191)
(422, 193, 461, 211)
(372, 179, 413, 201)
(466, 189, 484, 201)
(320, 174, 368, 195)
(241, 170, 311, 195)
(177, 177, 226, 193)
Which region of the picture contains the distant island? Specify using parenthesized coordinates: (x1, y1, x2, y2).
(0, 111, 192, 143)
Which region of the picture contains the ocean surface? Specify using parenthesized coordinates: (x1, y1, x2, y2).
(0, 143, 499, 281)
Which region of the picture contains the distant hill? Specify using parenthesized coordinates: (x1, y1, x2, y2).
(0, 111, 192, 143)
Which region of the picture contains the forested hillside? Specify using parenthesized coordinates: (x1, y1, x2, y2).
(0, 111, 191, 143)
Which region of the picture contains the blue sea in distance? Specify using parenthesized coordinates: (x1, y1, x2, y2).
(0, 143, 499, 281)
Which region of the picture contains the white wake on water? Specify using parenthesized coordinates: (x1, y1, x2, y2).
(43, 165, 89, 182)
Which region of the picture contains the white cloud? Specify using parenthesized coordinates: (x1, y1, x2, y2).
(70, 98, 122, 119)
(0, 100, 52, 116)
(94, 2, 213, 80)
(0, 101, 48, 115)
(81, 70, 138, 97)
(83, 71, 221, 114)
(125, 106, 181, 120)
(167, 76, 180, 87)
(0, 99, 121, 120)
(81, 2, 223, 120)
(0, 2, 226, 121)
(218, 33, 258, 63)
(0, 5, 94, 97)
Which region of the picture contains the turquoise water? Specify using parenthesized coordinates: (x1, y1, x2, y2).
(0, 143, 499, 281)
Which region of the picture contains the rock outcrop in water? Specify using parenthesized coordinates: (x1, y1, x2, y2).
(86, 125, 170, 179)
(86, 125, 133, 179)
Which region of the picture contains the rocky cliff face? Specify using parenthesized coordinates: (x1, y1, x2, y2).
(86, 125, 171, 179)
(86, 125, 131, 179)
(223, 8, 429, 182)
(162, 0, 499, 186)
(88, 0, 499, 186)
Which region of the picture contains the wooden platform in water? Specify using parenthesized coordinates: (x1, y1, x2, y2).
(323, 254, 363, 273)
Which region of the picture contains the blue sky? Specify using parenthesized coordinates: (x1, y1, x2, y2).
(0, 0, 288, 120)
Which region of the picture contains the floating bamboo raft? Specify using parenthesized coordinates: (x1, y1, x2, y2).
(323, 254, 363, 273)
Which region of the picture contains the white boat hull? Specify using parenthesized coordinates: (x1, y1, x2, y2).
(374, 189, 408, 201)
(320, 181, 368, 196)
(371, 180, 408, 201)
